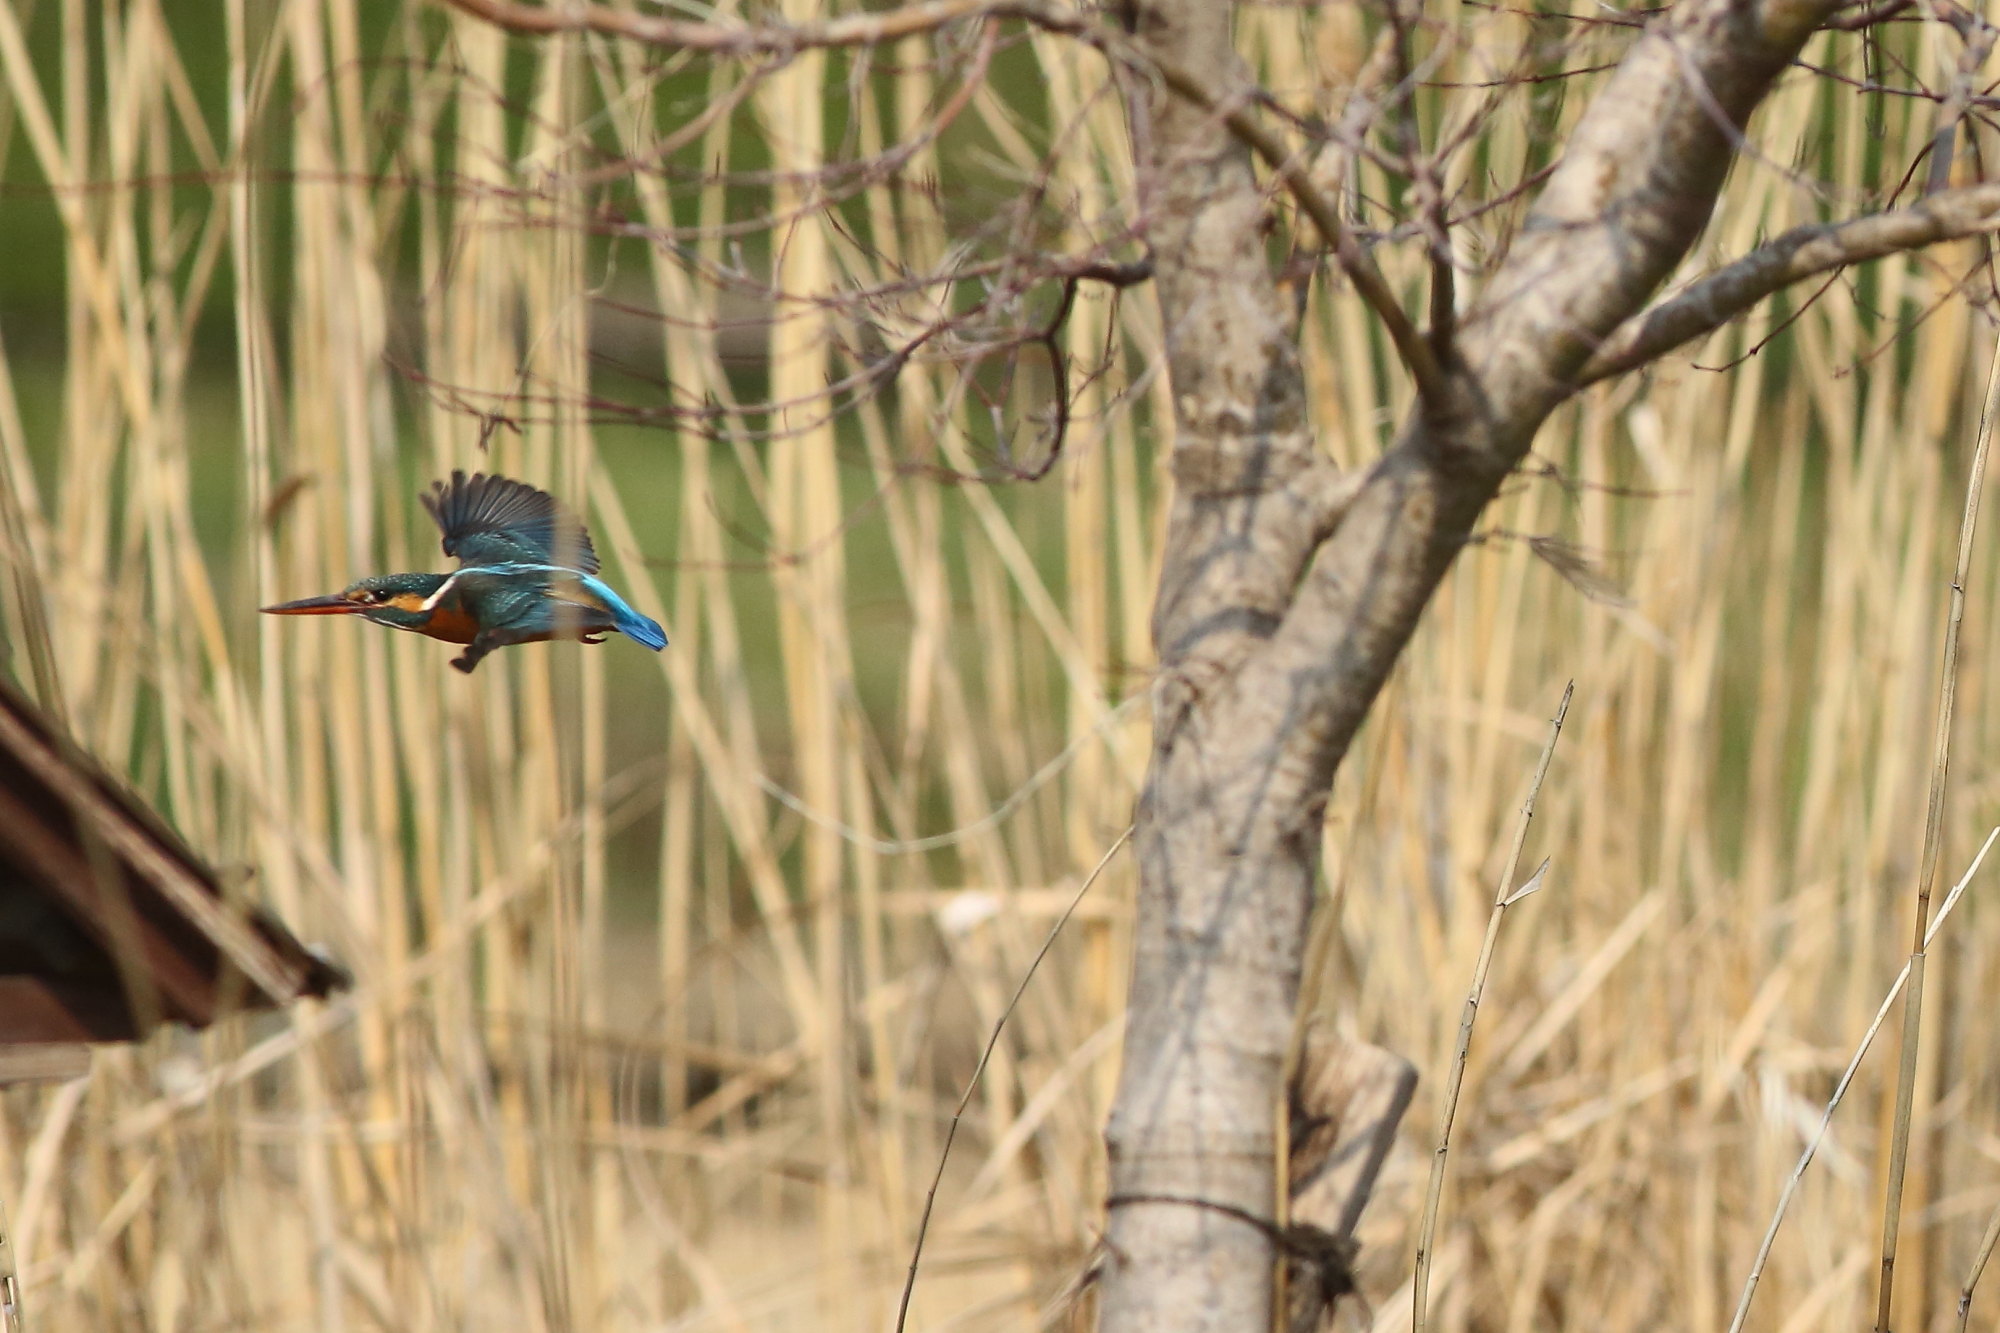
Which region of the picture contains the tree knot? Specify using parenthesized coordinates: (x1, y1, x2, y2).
(1151, 645, 1255, 747)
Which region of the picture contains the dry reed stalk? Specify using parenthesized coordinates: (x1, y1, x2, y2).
(1956, 1198, 2000, 1331)
(1729, 825, 2000, 1333)
(1874, 319, 2000, 1333)
(1410, 681, 1569, 1333)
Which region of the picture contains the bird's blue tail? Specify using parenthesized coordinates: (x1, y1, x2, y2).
(620, 609, 669, 651)
(581, 574, 668, 651)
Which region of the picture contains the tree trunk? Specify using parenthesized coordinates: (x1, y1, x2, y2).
(1098, 0, 1345, 1325)
(1101, 1, 1840, 1328)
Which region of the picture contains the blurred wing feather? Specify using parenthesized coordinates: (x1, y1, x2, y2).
(420, 470, 600, 573)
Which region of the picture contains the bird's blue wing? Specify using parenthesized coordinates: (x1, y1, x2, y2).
(445, 565, 668, 652)
(421, 471, 600, 573)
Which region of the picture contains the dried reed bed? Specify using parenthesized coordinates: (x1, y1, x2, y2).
(1, 2, 1999, 1330)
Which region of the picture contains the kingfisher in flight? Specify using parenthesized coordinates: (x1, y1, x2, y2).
(262, 470, 667, 674)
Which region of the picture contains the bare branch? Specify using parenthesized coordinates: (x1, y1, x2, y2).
(1578, 181, 2000, 385)
(1923, 3, 1996, 195)
(1453, 0, 1848, 443)
(1382, 0, 1458, 370)
(1227, 0, 1847, 888)
(1307, 29, 1398, 206)
(447, 0, 1449, 405)
(440, 0, 1088, 53)
(1147, 59, 1449, 406)
(1823, 0, 1914, 29)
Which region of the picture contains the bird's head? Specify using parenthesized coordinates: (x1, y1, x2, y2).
(261, 572, 450, 630)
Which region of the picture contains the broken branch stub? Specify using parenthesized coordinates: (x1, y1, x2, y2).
(1285, 1026, 1418, 1333)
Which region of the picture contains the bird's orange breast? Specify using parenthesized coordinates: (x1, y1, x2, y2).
(389, 592, 480, 644)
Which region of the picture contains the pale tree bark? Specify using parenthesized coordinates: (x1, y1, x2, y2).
(1101, 0, 1845, 1328)
(1098, 0, 1340, 1322)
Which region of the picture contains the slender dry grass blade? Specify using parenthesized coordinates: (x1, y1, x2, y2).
(1411, 680, 1572, 1333)
(1955, 1201, 2000, 1333)
(895, 825, 1132, 1333)
(1730, 826, 2000, 1333)
(1874, 329, 2000, 1333)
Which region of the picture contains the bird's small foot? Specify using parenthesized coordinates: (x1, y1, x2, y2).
(450, 653, 479, 674)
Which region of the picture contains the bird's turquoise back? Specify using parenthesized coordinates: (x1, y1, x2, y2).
(433, 563, 667, 651)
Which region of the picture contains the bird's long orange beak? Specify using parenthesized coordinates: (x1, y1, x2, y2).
(261, 593, 362, 616)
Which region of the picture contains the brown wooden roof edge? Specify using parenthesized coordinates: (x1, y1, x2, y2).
(0, 671, 350, 1048)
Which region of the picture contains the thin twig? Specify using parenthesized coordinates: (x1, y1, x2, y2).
(1956, 1200, 2000, 1330)
(1382, 0, 1455, 369)
(1411, 680, 1572, 1333)
(449, 0, 1450, 406)
(757, 693, 1144, 853)
(1824, 0, 1915, 29)
(1923, 1, 1996, 198)
(893, 825, 1133, 1333)
(1146, 58, 1449, 408)
(1873, 324, 2000, 1333)
(1727, 826, 2000, 1333)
